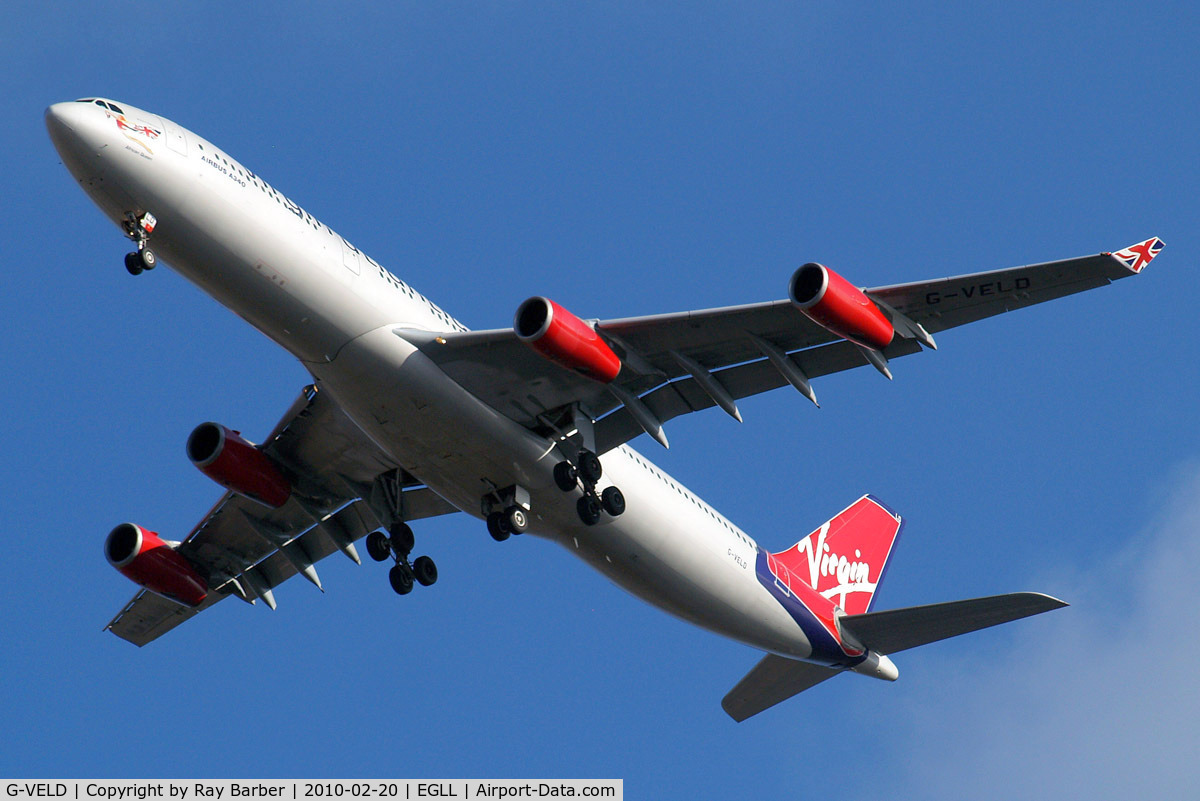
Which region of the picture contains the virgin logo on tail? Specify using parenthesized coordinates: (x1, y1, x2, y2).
(770, 495, 903, 616)
(798, 522, 875, 608)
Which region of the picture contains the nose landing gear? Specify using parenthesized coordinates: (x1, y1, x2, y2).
(366, 522, 438, 596)
(483, 485, 530, 542)
(122, 211, 158, 275)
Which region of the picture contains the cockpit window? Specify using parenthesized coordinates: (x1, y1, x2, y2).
(75, 98, 95, 103)
(90, 99, 125, 113)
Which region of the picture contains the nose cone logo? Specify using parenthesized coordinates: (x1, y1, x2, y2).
(108, 110, 161, 154)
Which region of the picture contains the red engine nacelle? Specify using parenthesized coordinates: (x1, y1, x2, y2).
(514, 296, 622, 383)
(104, 523, 208, 607)
(789, 263, 894, 351)
(186, 422, 292, 508)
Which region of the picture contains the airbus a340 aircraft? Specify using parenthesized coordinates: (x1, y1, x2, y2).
(46, 98, 1162, 720)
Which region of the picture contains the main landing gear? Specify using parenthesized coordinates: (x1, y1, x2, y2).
(480, 448, 626, 539)
(365, 521, 438, 596)
(122, 211, 158, 275)
(554, 448, 626, 527)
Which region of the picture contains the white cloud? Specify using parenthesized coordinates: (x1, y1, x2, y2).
(896, 461, 1200, 799)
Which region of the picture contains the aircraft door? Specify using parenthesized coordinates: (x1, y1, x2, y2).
(158, 118, 188, 156)
(341, 239, 361, 275)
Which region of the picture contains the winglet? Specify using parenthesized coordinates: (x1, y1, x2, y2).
(1109, 237, 1165, 274)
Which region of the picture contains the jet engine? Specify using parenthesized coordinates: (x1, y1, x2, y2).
(104, 523, 208, 606)
(514, 296, 622, 383)
(789, 263, 894, 351)
(186, 422, 292, 508)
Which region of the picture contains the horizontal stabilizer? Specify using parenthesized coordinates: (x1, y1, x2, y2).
(722, 654, 842, 722)
(838, 592, 1067, 655)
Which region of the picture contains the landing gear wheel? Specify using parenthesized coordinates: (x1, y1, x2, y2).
(601, 486, 626, 517)
(388, 563, 415, 595)
(487, 511, 510, 542)
(505, 505, 528, 534)
(553, 461, 578, 492)
(122, 212, 157, 274)
(577, 495, 602, 526)
(578, 450, 603, 485)
(366, 530, 391, 562)
(412, 555, 438, 587)
(389, 521, 415, 556)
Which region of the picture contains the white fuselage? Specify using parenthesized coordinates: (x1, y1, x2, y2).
(47, 98, 818, 660)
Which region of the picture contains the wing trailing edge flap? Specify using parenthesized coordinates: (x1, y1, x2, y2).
(594, 336, 922, 454)
(102, 590, 210, 647)
(722, 654, 842, 722)
(837, 592, 1068, 656)
(245, 489, 457, 601)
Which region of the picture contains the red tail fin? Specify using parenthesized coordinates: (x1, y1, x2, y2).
(770, 494, 903, 615)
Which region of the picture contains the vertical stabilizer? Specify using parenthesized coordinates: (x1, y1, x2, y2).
(769, 494, 902, 614)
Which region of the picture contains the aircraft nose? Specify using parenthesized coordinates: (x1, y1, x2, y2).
(45, 100, 115, 185)
(44, 102, 81, 147)
(45, 101, 103, 162)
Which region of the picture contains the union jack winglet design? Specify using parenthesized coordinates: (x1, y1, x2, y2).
(1111, 237, 1164, 273)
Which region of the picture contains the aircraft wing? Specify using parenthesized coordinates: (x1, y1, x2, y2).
(413, 238, 1162, 453)
(104, 385, 460, 646)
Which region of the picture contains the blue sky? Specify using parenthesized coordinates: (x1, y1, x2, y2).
(4, 1, 1197, 795)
